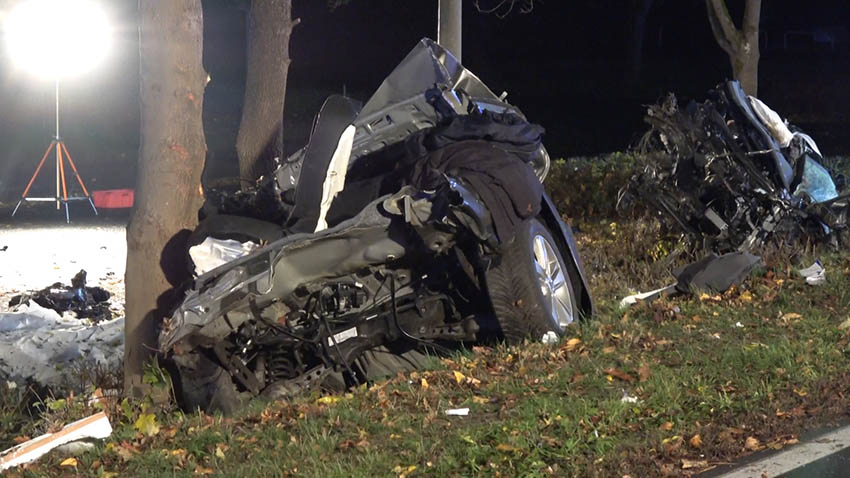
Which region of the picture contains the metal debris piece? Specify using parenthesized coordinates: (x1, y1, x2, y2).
(621, 81, 849, 252)
(798, 261, 826, 285)
(8, 269, 112, 322)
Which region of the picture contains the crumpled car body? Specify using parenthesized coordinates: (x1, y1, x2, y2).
(159, 39, 592, 412)
(622, 81, 848, 252)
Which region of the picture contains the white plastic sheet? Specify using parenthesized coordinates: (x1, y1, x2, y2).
(0, 303, 123, 386)
(188, 237, 259, 276)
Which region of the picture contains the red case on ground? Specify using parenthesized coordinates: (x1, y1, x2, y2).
(91, 189, 134, 208)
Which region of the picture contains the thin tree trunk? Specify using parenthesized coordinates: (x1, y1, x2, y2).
(236, 0, 295, 190)
(630, 0, 654, 82)
(126, 0, 207, 397)
(706, 0, 761, 96)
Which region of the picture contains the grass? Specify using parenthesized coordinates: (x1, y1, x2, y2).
(3, 219, 850, 477)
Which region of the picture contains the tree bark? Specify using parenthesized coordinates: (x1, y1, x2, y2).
(126, 0, 207, 396)
(706, 0, 761, 96)
(630, 0, 654, 82)
(236, 0, 295, 190)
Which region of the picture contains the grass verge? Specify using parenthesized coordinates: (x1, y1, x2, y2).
(2, 221, 850, 477)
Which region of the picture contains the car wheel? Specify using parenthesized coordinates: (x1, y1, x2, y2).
(171, 350, 247, 415)
(486, 218, 581, 344)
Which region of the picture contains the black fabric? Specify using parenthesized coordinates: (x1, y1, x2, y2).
(406, 109, 545, 161)
(674, 252, 762, 294)
(286, 95, 361, 233)
(402, 111, 545, 243)
(406, 139, 543, 243)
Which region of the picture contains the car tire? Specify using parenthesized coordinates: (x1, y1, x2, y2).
(171, 350, 247, 415)
(486, 217, 581, 344)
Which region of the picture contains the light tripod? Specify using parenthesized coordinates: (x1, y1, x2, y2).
(11, 81, 98, 223)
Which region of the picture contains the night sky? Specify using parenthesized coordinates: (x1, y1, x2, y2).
(1, 0, 849, 200)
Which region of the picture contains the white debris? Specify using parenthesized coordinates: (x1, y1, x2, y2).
(621, 393, 640, 404)
(735, 322, 744, 328)
(445, 408, 470, 416)
(0, 303, 123, 387)
(798, 261, 826, 286)
(541, 331, 558, 344)
(619, 284, 677, 309)
(0, 412, 112, 471)
(189, 237, 259, 276)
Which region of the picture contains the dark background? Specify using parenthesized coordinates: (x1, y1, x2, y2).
(1, 0, 849, 201)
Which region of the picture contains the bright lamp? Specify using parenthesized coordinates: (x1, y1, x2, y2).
(5, 0, 111, 79)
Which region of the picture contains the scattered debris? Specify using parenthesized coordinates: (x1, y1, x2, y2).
(445, 408, 470, 416)
(674, 252, 762, 294)
(541, 331, 558, 344)
(622, 80, 849, 252)
(8, 270, 112, 322)
(0, 303, 123, 387)
(188, 237, 259, 276)
(619, 285, 677, 309)
(798, 261, 826, 285)
(0, 412, 112, 472)
(620, 252, 762, 307)
(621, 391, 640, 403)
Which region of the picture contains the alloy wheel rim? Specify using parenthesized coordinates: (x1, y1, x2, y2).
(532, 233, 575, 331)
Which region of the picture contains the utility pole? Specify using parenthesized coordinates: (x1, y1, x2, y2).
(438, 0, 462, 62)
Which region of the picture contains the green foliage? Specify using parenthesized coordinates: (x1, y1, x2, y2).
(545, 152, 645, 222)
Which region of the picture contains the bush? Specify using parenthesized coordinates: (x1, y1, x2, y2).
(545, 152, 644, 222)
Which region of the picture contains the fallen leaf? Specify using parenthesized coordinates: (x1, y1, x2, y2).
(603, 368, 635, 382)
(392, 464, 418, 478)
(839, 318, 850, 330)
(740, 291, 753, 302)
(420, 378, 429, 390)
(317, 395, 342, 405)
(638, 362, 651, 382)
(602, 346, 616, 354)
(194, 466, 214, 475)
(659, 421, 674, 431)
(215, 444, 227, 459)
(496, 443, 520, 452)
(745, 436, 760, 450)
(662, 436, 683, 453)
(681, 458, 708, 469)
(59, 457, 78, 467)
(562, 337, 581, 352)
(471, 396, 489, 404)
(689, 434, 702, 448)
(782, 312, 803, 321)
(453, 370, 466, 384)
(134, 413, 160, 437)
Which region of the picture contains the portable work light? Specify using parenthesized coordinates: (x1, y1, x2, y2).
(6, 0, 112, 222)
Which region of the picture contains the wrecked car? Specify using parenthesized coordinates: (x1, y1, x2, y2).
(159, 39, 593, 413)
(621, 81, 849, 252)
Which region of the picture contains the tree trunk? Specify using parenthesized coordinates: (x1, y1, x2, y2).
(630, 0, 654, 82)
(731, 47, 759, 96)
(706, 0, 762, 96)
(236, 0, 295, 191)
(126, 0, 207, 397)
